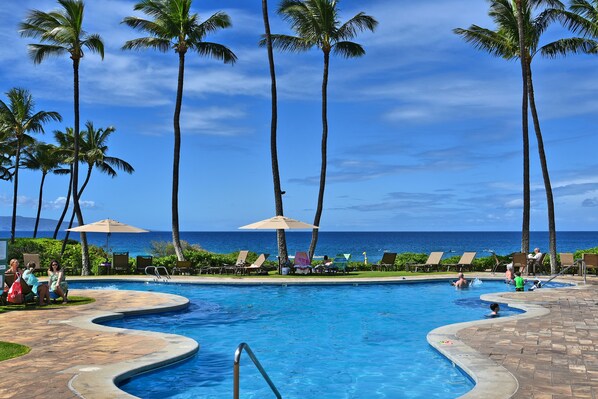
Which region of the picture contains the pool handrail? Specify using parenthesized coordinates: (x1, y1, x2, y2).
(234, 342, 281, 399)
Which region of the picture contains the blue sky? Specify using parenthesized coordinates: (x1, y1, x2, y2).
(0, 0, 597, 232)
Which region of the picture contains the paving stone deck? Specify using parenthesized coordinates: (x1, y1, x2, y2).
(0, 275, 596, 398)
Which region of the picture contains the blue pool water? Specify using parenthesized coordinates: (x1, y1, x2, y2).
(71, 280, 562, 399)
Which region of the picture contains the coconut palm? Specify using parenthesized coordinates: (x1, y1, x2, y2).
(52, 128, 74, 240)
(0, 88, 61, 243)
(59, 122, 134, 248)
(20, 0, 105, 274)
(453, 0, 583, 273)
(553, 0, 598, 51)
(261, 0, 289, 265)
(122, 0, 237, 261)
(21, 143, 68, 237)
(266, 0, 377, 260)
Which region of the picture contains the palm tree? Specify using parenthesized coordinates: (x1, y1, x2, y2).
(52, 128, 74, 239)
(20, 0, 105, 274)
(122, 0, 237, 261)
(0, 132, 15, 181)
(0, 88, 61, 243)
(261, 0, 289, 266)
(553, 1, 598, 50)
(454, 0, 577, 273)
(63, 122, 135, 236)
(267, 0, 377, 260)
(21, 143, 68, 237)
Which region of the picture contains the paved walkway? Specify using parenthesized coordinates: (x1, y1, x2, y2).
(0, 275, 596, 398)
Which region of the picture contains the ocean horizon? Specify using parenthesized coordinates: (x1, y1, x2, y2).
(2, 230, 596, 261)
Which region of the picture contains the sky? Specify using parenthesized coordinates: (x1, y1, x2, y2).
(0, 0, 597, 232)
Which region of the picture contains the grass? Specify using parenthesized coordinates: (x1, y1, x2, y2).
(0, 296, 95, 313)
(0, 341, 30, 362)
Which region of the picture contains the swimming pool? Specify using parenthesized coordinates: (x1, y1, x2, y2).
(72, 280, 556, 398)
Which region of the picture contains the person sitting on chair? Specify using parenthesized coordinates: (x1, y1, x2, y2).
(48, 260, 69, 303)
(23, 261, 50, 306)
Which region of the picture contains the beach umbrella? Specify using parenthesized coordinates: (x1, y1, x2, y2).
(239, 215, 318, 273)
(239, 215, 318, 230)
(67, 218, 148, 253)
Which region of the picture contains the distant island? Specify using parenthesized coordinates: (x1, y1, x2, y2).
(0, 216, 71, 231)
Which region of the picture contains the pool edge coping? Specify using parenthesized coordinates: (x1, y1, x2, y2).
(64, 290, 199, 399)
(427, 283, 584, 399)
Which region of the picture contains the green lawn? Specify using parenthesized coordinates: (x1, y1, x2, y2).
(0, 296, 95, 313)
(0, 341, 30, 362)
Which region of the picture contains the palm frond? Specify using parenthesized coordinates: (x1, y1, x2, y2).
(122, 37, 171, 52)
(83, 33, 105, 59)
(268, 34, 312, 52)
(27, 44, 68, 64)
(540, 37, 598, 56)
(332, 41, 365, 58)
(193, 42, 237, 64)
(337, 13, 378, 41)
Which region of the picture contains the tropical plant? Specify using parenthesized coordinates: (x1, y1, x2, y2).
(0, 133, 15, 181)
(21, 142, 68, 237)
(122, 0, 237, 261)
(20, 0, 105, 275)
(62, 121, 135, 239)
(266, 0, 377, 260)
(0, 88, 61, 243)
(261, 0, 289, 265)
(51, 128, 74, 240)
(554, 0, 598, 50)
(453, 0, 585, 273)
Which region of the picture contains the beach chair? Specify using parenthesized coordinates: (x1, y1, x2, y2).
(371, 252, 397, 271)
(219, 250, 250, 274)
(238, 254, 269, 275)
(582, 253, 598, 276)
(173, 260, 195, 275)
(22, 253, 44, 275)
(331, 254, 350, 274)
(136, 255, 153, 274)
(407, 252, 443, 272)
(558, 253, 578, 275)
(446, 252, 476, 272)
(293, 252, 313, 275)
(511, 253, 527, 274)
(3, 273, 36, 305)
(112, 252, 130, 274)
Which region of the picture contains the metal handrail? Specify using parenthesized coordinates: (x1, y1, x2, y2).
(144, 265, 171, 281)
(234, 342, 281, 399)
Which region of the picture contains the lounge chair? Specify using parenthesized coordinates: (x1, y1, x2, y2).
(371, 252, 397, 271)
(219, 250, 250, 274)
(558, 253, 577, 275)
(511, 253, 527, 274)
(407, 252, 443, 272)
(331, 254, 350, 274)
(446, 252, 476, 272)
(136, 255, 153, 274)
(293, 252, 312, 275)
(238, 254, 269, 275)
(173, 260, 195, 275)
(582, 253, 598, 275)
(112, 252, 130, 274)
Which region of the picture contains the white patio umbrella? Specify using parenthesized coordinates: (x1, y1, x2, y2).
(239, 215, 318, 273)
(239, 215, 318, 230)
(67, 218, 148, 253)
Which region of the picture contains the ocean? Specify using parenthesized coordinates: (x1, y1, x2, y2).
(3, 231, 597, 261)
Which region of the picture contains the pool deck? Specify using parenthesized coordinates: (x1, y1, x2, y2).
(0, 273, 596, 398)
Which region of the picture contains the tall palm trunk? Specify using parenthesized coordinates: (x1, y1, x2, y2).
(262, 0, 288, 267)
(172, 51, 186, 261)
(53, 166, 73, 239)
(10, 140, 21, 243)
(33, 171, 47, 238)
(72, 57, 91, 275)
(62, 165, 93, 254)
(515, 0, 530, 254)
(309, 50, 330, 260)
(526, 63, 557, 273)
